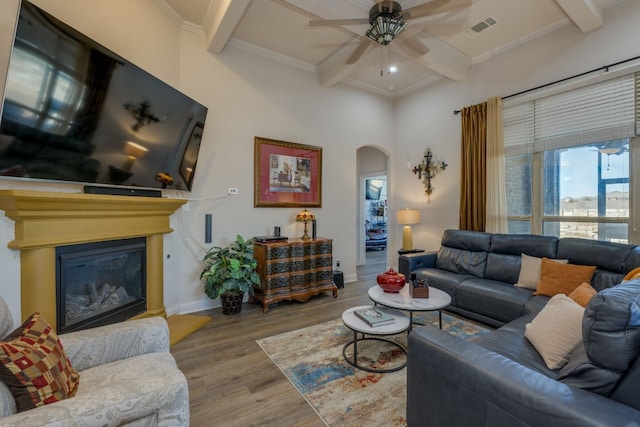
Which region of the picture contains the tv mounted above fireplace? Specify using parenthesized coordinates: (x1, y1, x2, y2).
(0, 0, 208, 192)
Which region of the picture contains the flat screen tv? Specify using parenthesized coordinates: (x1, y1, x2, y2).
(0, 0, 208, 192)
(365, 178, 383, 200)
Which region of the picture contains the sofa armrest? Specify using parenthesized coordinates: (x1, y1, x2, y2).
(407, 327, 640, 427)
(398, 251, 437, 279)
(60, 317, 170, 372)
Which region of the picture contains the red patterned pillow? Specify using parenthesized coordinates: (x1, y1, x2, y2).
(0, 313, 79, 412)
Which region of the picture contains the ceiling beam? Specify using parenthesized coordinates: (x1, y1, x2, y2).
(395, 32, 471, 82)
(203, 0, 252, 54)
(555, 0, 603, 33)
(317, 39, 371, 87)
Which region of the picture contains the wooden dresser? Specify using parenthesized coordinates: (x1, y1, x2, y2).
(253, 237, 338, 313)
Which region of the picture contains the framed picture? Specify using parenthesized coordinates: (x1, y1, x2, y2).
(254, 136, 322, 207)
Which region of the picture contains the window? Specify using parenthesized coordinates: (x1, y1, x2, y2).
(3, 47, 86, 135)
(504, 73, 638, 243)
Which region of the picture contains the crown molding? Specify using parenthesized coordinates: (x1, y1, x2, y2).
(227, 38, 316, 73)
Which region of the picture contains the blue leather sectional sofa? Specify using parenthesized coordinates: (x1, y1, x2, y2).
(399, 230, 640, 426)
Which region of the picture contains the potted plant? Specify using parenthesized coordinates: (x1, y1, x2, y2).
(201, 235, 261, 314)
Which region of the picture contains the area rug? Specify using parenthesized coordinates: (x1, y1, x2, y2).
(256, 311, 492, 427)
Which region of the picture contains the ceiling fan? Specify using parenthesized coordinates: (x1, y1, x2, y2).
(309, 0, 471, 65)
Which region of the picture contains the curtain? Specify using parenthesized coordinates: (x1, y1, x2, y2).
(69, 49, 120, 140)
(485, 96, 508, 233)
(459, 102, 487, 231)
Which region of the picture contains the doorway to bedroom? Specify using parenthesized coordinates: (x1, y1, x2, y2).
(357, 146, 389, 266)
(364, 175, 387, 255)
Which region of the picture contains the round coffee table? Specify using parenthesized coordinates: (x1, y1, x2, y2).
(341, 305, 410, 373)
(368, 284, 451, 332)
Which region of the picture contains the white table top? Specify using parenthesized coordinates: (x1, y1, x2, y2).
(368, 284, 451, 312)
(342, 305, 410, 335)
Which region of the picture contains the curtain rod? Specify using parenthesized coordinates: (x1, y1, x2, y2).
(453, 54, 640, 115)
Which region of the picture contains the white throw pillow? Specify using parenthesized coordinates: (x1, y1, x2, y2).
(524, 294, 585, 370)
(515, 253, 568, 290)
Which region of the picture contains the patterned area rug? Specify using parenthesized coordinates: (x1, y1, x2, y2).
(256, 311, 492, 427)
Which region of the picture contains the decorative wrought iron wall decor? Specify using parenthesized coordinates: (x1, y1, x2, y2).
(411, 148, 447, 201)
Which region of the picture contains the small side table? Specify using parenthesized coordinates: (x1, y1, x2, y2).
(341, 305, 410, 373)
(398, 248, 425, 255)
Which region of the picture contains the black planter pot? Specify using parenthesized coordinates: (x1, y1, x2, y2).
(220, 291, 244, 315)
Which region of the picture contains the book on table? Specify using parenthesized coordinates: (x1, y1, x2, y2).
(354, 306, 395, 327)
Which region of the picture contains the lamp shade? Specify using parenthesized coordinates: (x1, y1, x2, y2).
(396, 209, 420, 225)
(296, 209, 315, 222)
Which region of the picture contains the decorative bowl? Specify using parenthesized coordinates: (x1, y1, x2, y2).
(376, 268, 406, 293)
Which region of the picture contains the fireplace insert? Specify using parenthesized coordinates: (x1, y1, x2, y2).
(56, 237, 147, 334)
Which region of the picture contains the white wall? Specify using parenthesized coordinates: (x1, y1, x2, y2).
(393, 0, 640, 253)
(0, 0, 394, 319)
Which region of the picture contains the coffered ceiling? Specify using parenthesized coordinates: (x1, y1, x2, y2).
(156, 0, 624, 97)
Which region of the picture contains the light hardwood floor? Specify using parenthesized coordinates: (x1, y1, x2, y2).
(171, 250, 388, 427)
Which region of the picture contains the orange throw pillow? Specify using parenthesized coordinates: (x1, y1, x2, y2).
(569, 282, 598, 307)
(534, 258, 596, 297)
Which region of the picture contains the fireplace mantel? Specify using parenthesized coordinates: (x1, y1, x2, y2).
(0, 190, 186, 328)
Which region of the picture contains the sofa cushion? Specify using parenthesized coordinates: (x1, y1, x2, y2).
(569, 282, 597, 307)
(534, 259, 596, 297)
(557, 238, 633, 274)
(490, 233, 558, 258)
(582, 279, 640, 372)
(556, 279, 640, 404)
(0, 352, 189, 426)
(524, 294, 585, 370)
(0, 313, 80, 412)
(415, 268, 475, 308)
(591, 269, 626, 291)
(484, 253, 520, 284)
(440, 229, 492, 252)
(557, 342, 621, 396)
(474, 313, 558, 378)
(436, 246, 487, 278)
(515, 254, 568, 290)
(456, 278, 532, 323)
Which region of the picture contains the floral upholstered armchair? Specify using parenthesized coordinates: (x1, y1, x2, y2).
(0, 296, 189, 426)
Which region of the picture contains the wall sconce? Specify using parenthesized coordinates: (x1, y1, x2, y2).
(396, 208, 420, 251)
(411, 148, 447, 201)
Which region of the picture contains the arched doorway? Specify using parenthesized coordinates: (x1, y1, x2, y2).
(356, 146, 389, 266)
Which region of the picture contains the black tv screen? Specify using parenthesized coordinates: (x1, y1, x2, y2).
(365, 178, 383, 200)
(0, 0, 208, 191)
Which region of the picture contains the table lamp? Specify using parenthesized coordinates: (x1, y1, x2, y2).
(396, 208, 420, 250)
(296, 209, 315, 240)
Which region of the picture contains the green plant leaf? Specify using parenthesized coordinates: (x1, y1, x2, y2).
(200, 235, 260, 300)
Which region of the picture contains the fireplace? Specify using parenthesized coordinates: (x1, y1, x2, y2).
(57, 238, 147, 334)
(0, 190, 186, 331)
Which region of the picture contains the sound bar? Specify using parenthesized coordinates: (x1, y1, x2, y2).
(83, 185, 162, 198)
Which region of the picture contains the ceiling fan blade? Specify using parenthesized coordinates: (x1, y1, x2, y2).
(396, 31, 430, 57)
(403, 0, 472, 21)
(346, 39, 373, 65)
(309, 18, 369, 27)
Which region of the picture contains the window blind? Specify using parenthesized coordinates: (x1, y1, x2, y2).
(504, 73, 636, 156)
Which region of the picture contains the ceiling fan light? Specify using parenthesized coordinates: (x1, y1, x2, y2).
(366, 16, 405, 46)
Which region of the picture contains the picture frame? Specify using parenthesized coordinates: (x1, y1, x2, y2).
(254, 136, 322, 207)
